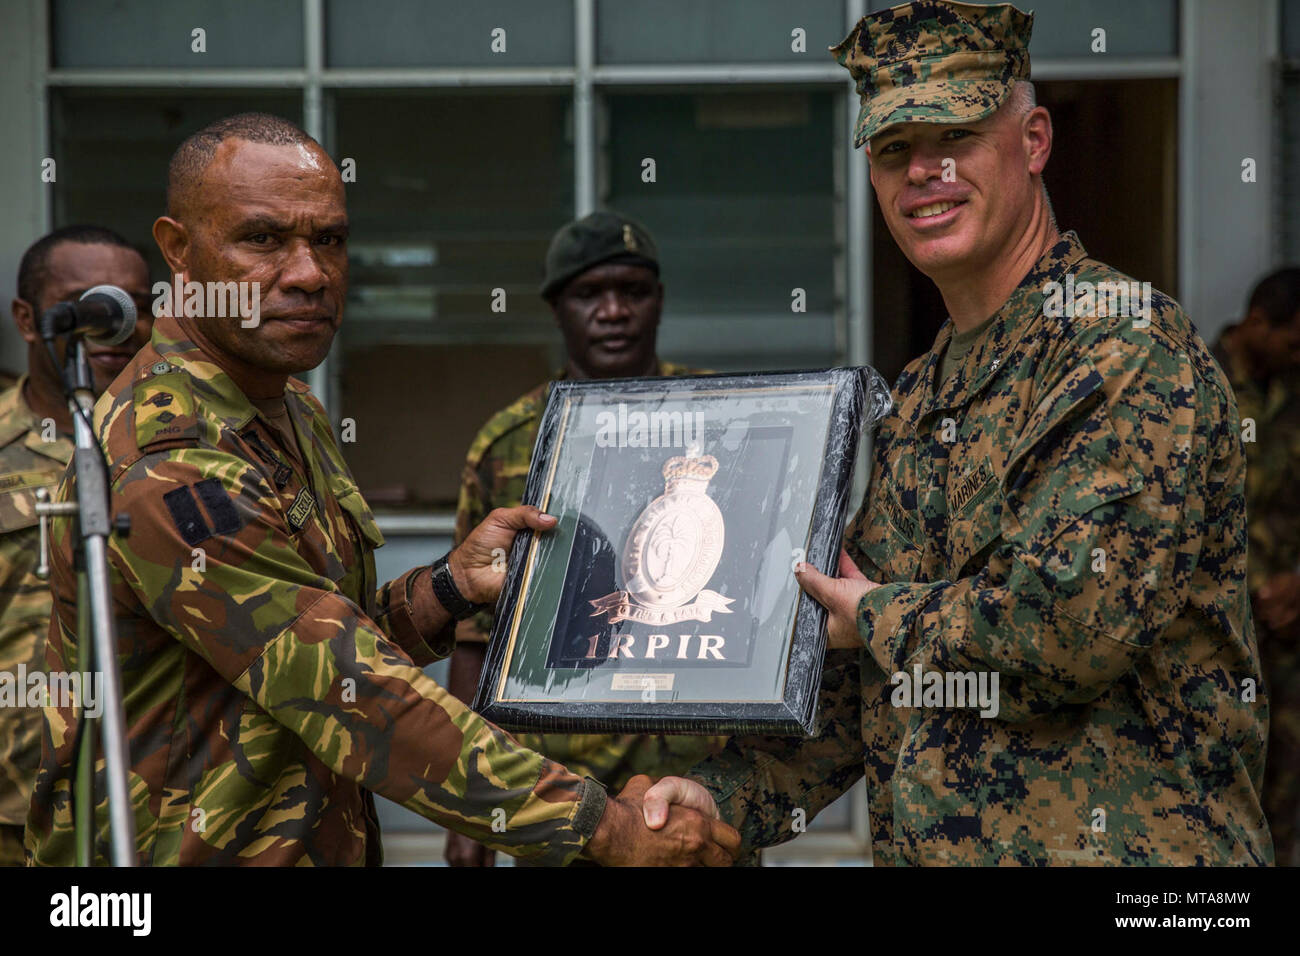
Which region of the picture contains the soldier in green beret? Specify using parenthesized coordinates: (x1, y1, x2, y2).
(445, 210, 733, 866)
(649, 0, 1272, 865)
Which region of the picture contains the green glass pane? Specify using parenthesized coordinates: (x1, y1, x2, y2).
(52, 0, 304, 68)
(326, 0, 574, 67)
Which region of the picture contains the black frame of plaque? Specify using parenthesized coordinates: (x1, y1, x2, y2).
(472, 367, 888, 737)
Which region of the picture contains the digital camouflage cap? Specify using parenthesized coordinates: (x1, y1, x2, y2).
(831, 0, 1033, 148)
(541, 210, 659, 300)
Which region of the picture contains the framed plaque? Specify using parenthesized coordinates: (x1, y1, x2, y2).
(473, 367, 892, 736)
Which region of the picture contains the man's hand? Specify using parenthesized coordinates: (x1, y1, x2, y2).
(583, 775, 741, 866)
(795, 549, 879, 650)
(641, 775, 722, 827)
(448, 506, 557, 605)
(1256, 571, 1300, 632)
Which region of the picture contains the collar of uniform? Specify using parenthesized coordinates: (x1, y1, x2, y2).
(0, 375, 74, 465)
(282, 375, 321, 447)
(147, 312, 262, 433)
(902, 230, 1090, 429)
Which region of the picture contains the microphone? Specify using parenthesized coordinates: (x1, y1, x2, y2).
(39, 284, 138, 347)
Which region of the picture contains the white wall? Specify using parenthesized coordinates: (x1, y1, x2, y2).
(1181, 0, 1279, 341)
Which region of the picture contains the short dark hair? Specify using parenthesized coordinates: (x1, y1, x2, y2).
(167, 112, 320, 218)
(16, 224, 139, 306)
(1248, 267, 1300, 327)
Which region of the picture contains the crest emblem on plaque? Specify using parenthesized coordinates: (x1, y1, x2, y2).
(590, 447, 734, 626)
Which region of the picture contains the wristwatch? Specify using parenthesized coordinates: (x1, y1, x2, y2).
(430, 553, 488, 621)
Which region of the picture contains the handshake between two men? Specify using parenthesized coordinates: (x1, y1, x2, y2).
(581, 775, 740, 867)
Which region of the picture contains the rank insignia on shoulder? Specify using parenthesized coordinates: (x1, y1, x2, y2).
(134, 376, 198, 449)
(287, 488, 315, 532)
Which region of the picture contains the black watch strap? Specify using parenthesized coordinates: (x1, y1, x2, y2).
(430, 553, 487, 621)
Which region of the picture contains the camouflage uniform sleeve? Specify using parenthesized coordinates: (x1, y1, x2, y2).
(372, 567, 453, 666)
(857, 317, 1224, 723)
(686, 650, 865, 849)
(112, 446, 605, 862)
(0, 531, 48, 826)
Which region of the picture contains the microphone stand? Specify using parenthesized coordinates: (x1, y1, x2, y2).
(35, 335, 136, 866)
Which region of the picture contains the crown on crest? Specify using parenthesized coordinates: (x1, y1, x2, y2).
(662, 454, 718, 481)
(662, 451, 718, 489)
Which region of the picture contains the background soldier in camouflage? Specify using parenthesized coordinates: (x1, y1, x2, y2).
(445, 210, 730, 865)
(647, 0, 1272, 865)
(0, 225, 152, 865)
(28, 114, 740, 867)
(1211, 267, 1300, 865)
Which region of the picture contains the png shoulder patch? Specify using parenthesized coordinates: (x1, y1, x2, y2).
(134, 374, 199, 449)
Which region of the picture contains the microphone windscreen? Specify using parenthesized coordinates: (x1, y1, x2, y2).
(80, 284, 137, 346)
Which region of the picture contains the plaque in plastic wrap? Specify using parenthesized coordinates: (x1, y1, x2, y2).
(473, 367, 892, 736)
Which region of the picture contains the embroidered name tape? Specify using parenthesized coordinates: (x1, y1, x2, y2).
(287, 488, 315, 532)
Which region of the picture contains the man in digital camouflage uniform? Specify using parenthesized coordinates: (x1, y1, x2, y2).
(27, 114, 740, 867)
(649, 0, 1273, 865)
(445, 210, 730, 865)
(0, 225, 152, 865)
(1211, 267, 1300, 866)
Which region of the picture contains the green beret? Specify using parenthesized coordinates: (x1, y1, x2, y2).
(540, 210, 659, 300)
(831, 0, 1034, 148)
